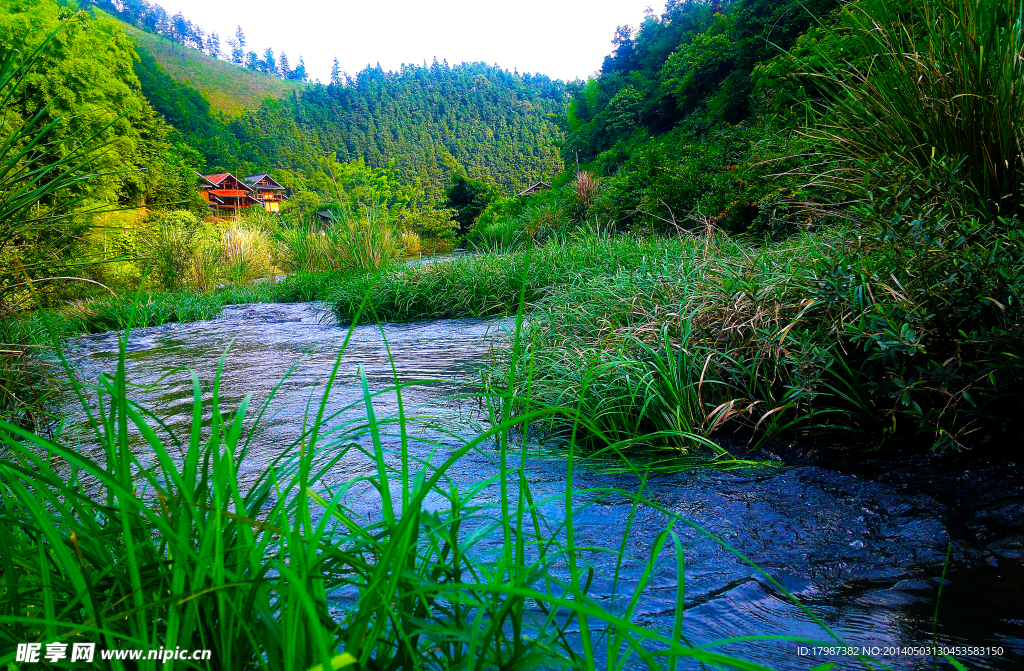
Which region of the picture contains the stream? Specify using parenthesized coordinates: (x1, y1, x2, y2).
(64, 302, 1024, 670)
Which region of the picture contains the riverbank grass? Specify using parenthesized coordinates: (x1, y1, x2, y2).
(333, 225, 1024, 452)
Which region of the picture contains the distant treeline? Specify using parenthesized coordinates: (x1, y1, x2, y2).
(136, 51, 566, 204)
(80, 0, 308, 80)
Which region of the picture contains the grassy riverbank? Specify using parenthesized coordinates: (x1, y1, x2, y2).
(334, 223, 1024, 453)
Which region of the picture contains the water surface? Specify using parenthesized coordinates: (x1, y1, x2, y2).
(65, 303, 1024, 670)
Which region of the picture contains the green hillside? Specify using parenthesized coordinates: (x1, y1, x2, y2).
(117, 19, 305, 117)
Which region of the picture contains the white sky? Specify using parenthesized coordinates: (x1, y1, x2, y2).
(149, 0, 661, 83)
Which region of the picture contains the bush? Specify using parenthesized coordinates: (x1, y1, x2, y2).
(468, 189, 585, 253)
(444, 173, 499, 236)
(395, 207, 459, 249)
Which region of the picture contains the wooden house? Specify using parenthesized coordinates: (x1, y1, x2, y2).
(516, 182, 551, 197)
(243, 173, 288, 213)
(199, 173, 260, 216)
(315, 210, 337, 227)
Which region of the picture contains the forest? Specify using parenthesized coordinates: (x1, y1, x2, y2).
(1, 0, 1023, 668)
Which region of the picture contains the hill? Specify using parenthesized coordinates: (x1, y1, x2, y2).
(117, 18, 305, 118)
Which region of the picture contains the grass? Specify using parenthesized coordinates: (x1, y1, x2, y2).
(807, 0, 1024, 219)
(332, 232, 690, 324)
(329, 220, 1023, 453)
(279, 207, 406, 275)
(0, 295, 890, 671)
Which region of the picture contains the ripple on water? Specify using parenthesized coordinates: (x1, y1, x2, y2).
(61, 302, 1023, 670)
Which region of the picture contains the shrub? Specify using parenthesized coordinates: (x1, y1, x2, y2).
(395, 207, 459, 248)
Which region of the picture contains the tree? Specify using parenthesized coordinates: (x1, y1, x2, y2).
(330, 57, 341, 85)
(170, 12, 189, 44)
(292, 56, 308, 82)
(278, 51, 290, 79)
(444, 174, 498, 236)
(205, 31, 220, 58)
(262, 47, 276, 74)
(245, 51, 259, 70)
(231, 26, 245, 64)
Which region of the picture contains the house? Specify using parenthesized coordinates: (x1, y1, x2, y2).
(199, 173, 260, 217)
(315, 210, 337, 226)
(243, 174, 288, 213)
(516, 182, 551, 197)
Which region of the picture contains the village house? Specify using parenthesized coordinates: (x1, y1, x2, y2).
(243, 174, 288, 213)
(198, 172, 287, 216)
(516, 182, 551, 197)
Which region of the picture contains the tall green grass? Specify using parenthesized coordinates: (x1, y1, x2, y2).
(279, 207, 405, 275)
(474, 220, 1023, 452)
(0, 299, 873, 670)
(332, 233, 691, 324)
(810, 0, 1024, 218)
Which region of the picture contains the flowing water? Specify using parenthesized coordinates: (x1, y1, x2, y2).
(64, 303, 1024, 670)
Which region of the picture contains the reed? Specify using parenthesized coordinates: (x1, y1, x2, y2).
(807, 0, 1024, 218)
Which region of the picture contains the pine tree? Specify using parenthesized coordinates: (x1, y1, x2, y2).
(232, 26, 246, 64)
(293, 57, 308, 82)
(330, 57, 341, 86)
(206, 31, 220, 58)
(278, 51, 290, 79)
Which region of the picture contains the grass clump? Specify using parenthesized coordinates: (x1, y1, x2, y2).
(809, 0, 1024, 220)
(279, 206, 409, 274)
(500, 220, 1024, 452)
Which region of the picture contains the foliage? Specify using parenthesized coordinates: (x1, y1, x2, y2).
(557, 0, 842, 233)
(0, 0, 189, 209)
(443, 173, 500, 235)
(224, 62, 565, 204)
(468, 189, 586, 253)
(804, 0, 1024, 221)
(394, 206, 459, 247)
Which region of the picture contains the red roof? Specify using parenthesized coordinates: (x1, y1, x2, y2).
(204, 173, 232, 185)
(211, 189, 258, 198)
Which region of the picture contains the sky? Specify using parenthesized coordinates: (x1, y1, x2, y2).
(149, 0, 662, 83)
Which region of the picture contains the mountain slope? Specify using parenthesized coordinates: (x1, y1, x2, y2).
(117, 18, 305, 117)
(231, 64, 567, 201)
